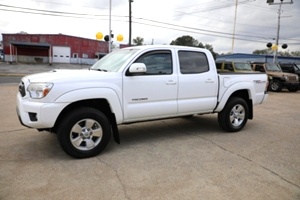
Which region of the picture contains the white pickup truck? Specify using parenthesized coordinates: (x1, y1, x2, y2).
(17, 45, 268, 158)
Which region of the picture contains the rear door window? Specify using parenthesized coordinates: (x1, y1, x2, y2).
(178, 51, 209, 74)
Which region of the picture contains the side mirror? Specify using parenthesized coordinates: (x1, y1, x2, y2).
(129, 63, 147, 73)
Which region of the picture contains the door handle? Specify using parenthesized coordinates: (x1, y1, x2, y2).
(165, 80, 177, 85)
(205, 79, 214, 83)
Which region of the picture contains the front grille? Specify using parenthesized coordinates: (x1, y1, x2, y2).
(19, 81, 26, 97)
(288, 76, 298, 81)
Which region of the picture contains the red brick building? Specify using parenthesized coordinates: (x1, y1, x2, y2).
(2, 33, 109, 64)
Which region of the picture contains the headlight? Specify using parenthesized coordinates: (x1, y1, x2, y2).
(283, 75, 289, 81)
(27, 83, 53, 99)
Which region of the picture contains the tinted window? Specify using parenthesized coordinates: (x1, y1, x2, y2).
(178, 51, 209, 74)
(224, 63, 234, 71)
(254, 64, 265, 72)
(134, 50, 172, 75)
(216, 62, 222, 69)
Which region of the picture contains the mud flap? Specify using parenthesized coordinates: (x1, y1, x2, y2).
(110, 114, 120, 144)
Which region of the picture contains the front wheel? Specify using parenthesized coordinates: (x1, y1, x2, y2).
(287, 86, 298, 92)
(218, 97, 249, 132)
(57, 107, 112, 158)
(269, 80, 283, 92)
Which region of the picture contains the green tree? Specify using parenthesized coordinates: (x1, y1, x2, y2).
(253, 49, 300, 57)
(252, 49, 272, 55)
(170, 35, 198, 47)
(219, 52, 232, 56)
(18, 31, 28, 34)
(170, 35, 217, 59)
(198, 42, 217, 59)
(133, 36, 144, 46)
(291, 51, 300, 56)
(278, 51, 291, 57)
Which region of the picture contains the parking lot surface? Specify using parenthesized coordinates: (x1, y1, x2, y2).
(0, 84, 300, 200)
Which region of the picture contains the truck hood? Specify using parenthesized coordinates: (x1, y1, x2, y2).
(24, 69, 111, 83)
(267, 71, 297, 78)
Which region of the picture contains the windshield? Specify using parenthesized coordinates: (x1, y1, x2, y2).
(235, 62, 252, 71)
(294, 64, 300, 71)
(91, 48, 139, 72)
(266, 63, 282, 72)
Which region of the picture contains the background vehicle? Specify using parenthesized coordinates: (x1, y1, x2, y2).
(279, 63, 300, 78)
(17, 45, 269, 158)
(279, 63, 300, 89)
(252, 62, 299, 92)
(216, 61, 253, 72)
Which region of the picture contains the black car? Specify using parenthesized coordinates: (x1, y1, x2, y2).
(279, 63, 300, 77)
(279, 63, 300, 89)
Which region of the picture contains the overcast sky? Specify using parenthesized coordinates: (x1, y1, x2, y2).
(0, 0, 299, 54)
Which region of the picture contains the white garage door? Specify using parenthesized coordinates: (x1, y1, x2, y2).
(53, 46, 71, 63)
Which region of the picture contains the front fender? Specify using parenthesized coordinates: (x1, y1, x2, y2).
(55, 88, 123, 123)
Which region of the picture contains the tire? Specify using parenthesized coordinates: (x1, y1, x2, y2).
(269, 80, 283, 92)
(287, 86, 298, 92)
(218, 97, 249, 132)
(57, 107, 111, 158)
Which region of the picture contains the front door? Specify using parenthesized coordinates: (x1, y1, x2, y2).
(123, 50, 178, 122)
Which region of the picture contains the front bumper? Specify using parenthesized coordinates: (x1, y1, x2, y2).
(282, 82, 299, 87)
(16, 93, 68, 129)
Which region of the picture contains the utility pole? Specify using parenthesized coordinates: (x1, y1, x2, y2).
(129, 0, 133, 46)
(267, 0, 293, 63)
(109, 0, 112, 52)
(274, 0, 283, 63)
(231, 0, 238, 53)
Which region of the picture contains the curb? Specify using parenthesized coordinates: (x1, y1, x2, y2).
(0, 73, 27, 77)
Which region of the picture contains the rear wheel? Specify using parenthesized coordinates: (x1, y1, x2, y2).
(57, 107, 111, 158)
(218, 97, 249, 132)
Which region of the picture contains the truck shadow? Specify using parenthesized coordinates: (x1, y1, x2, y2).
(107, 114, 223, 151)
(18, 115, 226, 160)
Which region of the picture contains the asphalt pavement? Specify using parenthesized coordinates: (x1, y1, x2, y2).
(1, 84, 300, 200)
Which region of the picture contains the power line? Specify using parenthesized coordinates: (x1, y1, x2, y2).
(0, 3, 299, 45)
(190, 0, 252, 13)
(0, 4, 108, 18)
(132, 21, 268, 44)
(0, 3, 265, 41)
(133, 17, 275, 41)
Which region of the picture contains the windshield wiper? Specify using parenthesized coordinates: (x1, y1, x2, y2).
(90, 68, 107, 72)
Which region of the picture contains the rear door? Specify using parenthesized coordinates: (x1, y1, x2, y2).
(177, 50, 218, 114)
(122, 50, 178, 122)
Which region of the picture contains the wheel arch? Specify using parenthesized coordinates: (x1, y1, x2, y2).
(52, 99, 120, 143)
(216, 89, 253, 119)
(230, 90, 253, 119)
